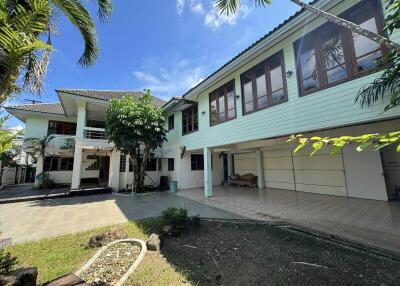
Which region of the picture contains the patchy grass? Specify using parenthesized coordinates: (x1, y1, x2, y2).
(7, 218, 189, 285)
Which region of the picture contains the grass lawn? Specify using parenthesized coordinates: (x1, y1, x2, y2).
(7, 218, 190, 285)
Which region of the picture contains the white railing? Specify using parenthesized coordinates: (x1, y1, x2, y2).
(84, 127, 107, 140)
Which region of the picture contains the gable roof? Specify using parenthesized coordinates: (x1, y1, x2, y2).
(56, 89, 167, 108)
(5, 103, 65, 116)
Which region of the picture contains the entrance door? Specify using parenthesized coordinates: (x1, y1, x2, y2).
(99, 156, 110, 186)
(222, 154, 229, 182)
(381, 145, 400, 200)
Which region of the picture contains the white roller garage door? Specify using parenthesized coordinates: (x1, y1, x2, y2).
(262, 147, 347, 197)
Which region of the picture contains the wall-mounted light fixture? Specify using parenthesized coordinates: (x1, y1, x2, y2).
(235, 94, 240, 100)
(201, 111, 206, 116)
(286, 70, 294, 78)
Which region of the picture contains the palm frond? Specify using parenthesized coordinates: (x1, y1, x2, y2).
(52, 0, 98, 66)
(95, 0, 112, 22)
(215, 0, 272, 15)
(356, 53, 400, 111)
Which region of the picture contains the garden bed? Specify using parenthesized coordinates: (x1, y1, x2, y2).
(161, 220, 400, 285)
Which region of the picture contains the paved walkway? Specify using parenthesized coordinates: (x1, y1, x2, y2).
(0, 192, 242, 243)
(0, 184, 69, 203)
(175, 186, 400, 253)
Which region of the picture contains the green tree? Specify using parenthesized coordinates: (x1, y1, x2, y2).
(0, 0, 112, 103)
(215, 0, 400, 52)
(0, 115, 21, 154)
(24, 134, 54, 170)
(105, 90, 167, 193)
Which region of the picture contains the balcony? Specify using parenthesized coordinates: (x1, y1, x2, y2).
(83, 127, 107, 140)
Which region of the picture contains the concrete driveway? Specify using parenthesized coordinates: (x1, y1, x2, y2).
(0, 192, 242, 243)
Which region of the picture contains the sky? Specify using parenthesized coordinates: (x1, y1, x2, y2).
(4, 0, 300, 128)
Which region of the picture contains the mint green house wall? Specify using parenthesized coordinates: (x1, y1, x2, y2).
(164, 0, 400, 152)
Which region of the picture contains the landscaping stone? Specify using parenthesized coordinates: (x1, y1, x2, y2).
(147, 234, 161, 251)
(88, 228, 127, 248)
(80, 242, 140, 285)
(0, 267, 37, 286)
(46, 273, 89, 286)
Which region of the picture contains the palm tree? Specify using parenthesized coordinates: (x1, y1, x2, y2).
(24, 135, 54, 166)
(214, 0, 400, 52)
(0, 0, 112, 103)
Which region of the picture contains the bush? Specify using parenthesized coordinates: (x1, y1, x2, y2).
(161, 208, 188, 227)
(0, 249, 18, 275)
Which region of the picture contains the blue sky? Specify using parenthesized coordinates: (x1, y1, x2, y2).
(4, 0, 300, 128)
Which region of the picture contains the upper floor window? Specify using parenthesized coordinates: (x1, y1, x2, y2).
(210, 80, 236, 125)
(87, 120, 105, 129)
(48, 121, 76, 135)
(168, 115, 174, 130)
(182, 104, 198, 135)
(168, 158, 174, 171)
(294, 0, 385, 96)
(241, 50, 287, 115)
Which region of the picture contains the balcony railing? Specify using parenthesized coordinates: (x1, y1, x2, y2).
(84, 127, 107, 140)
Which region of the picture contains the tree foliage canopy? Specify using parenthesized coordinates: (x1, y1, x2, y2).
(106, 90, 167, 192)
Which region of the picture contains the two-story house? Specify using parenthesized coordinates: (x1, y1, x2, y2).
(6, 0, 400, 201)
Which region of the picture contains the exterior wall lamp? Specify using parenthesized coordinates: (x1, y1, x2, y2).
(201, 111, 206, 116)
(235, 94, 240, 99)
(286, 70, 294, 78)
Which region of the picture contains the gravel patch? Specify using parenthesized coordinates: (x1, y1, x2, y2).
(80, 242, 140, 285)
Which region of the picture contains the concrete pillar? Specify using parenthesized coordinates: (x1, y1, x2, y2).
(204, 147, 213, 197)
(256, 150, 265, 189)
(71, 144, 83, 189)
(108, 149, 121, 191)
(76, 100, 87, 138)
(123, 154, 130, 189)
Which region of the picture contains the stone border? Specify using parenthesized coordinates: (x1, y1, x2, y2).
(75, 238, 147, 286)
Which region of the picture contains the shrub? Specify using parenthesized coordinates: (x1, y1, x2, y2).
(0, 249, 18, 274)
(161, 207, 188, 227)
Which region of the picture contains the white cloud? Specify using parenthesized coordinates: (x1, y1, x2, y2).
(190, 0, 204, 15)
(204, 4, 251, 30)
(132, 57, 205, 100)
(176, 0, 185, 15)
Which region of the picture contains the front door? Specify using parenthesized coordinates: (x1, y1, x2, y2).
(99, 156, 110, 186)
(223, 154, 229, 182)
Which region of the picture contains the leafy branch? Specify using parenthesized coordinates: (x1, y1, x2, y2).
(287, 132, 400, 156)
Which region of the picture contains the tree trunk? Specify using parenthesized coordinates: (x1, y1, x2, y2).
(290, 0, 400, 52)
(138, 144, 151, 193)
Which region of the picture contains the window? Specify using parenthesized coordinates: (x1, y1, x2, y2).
(147, 158, 158, 171)
(209, 80, 236, 125)
(294, 0, 385, 96)
(168, 115, 174, 130)
(182, 104, 198, 135)
(86, 120, 105, 129)
(48, 121, 77, 135)
(168, 158, 174, 171)
(60, 158, 74, 171)
(120, 155, 126, 172)
(44, 157, 74, 171)
(241, 50, 287, 114)
(191, 154, 204, 171)
(158, 159, 162, 171)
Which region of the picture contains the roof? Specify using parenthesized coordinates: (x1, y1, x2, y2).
(56, 89, 167, 108)
(5, 103, 65, 116)
(180, 0, 321, 100)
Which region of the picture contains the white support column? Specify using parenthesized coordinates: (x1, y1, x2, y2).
(256, 150, 265, 189)
(227, 153, 233, 182)
(76, 100, 87, 139)
(124, 154, 130, 189)
(204, 147, 213, 197)
(71, 144, 83, 189)
(108, 149, 120, 191)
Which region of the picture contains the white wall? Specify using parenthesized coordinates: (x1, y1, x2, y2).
(343, 146, 388, 201)
(48, 171, 73, 184)
(234, 153, 256, 176)
(262, 148, 295, 190)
